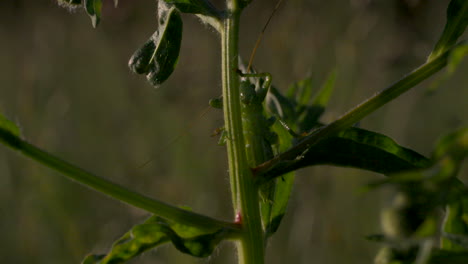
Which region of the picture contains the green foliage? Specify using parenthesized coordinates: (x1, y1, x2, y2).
(369, 127, 468, 264)
(82, 215, 229, 263)
(128, 1, 183, 87)
(263, 127, 431, 179)
(259, 72, 337, 236)
(2, 0, 465, 263)
(428, 0, 468, 61)
(84, 0, 102, 28)
(266, 71, 337, 135)
(263, 71, 430, 181)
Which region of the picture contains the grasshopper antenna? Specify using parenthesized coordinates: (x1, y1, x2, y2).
(246, 0, 285, 73)
(137, 106, 212, 169)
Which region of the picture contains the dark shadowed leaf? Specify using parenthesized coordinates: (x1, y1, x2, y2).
(82, 215, 229, 264)
(428, 0, 468, 61)
(260, 72, 337, 237)
(164, 0, 219, 16)
(263, 120, 295, 236)
(84, 0, 102, 28)
(266, 70, 336, 134)
(264, 171, 294, 236)
(128, 1, 183, 88)
(298, 70, 336, 132)
(428, 250, 468, 264)
(263, 127, 431, 180)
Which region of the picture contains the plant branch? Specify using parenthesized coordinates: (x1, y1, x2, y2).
(0, 129, 240, 233)
(222, 0, 265, 262)
(254, 45, 454, 180)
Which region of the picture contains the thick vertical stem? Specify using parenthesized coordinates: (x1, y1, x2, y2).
(221, 1, 265, 263)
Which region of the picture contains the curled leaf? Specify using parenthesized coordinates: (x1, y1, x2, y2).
(82, 215, 229, 264)
(129, 1, 183, 87)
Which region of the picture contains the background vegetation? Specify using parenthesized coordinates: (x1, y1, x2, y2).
(0, 0, 466, 263)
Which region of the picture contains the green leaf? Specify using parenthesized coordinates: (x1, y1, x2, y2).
(311, 70, 337, 108)
(0, 113, 21, 149)
(128, 1, 183, 88)
(84, 0, 102, 28)
(286, 77, 313, 106)
(263, 120, 295, 236)
(164, 0, 220, 16)
(264, 172, 294, 236)
(263, 127, 431, 179)
(82, 215, 229, 263)
(365, 128, 468, 196)
(298, 70, 337, 132)
(260, 72, 336, 236)
(428, 0, 468, 61)
(267, 70, 336, 134)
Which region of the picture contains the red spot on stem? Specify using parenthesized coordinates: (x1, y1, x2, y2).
(235, 212, 243, 225)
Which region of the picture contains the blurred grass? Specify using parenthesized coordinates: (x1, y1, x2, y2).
(0, 0, 466, 263)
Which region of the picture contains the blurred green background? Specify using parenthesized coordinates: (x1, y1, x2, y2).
(0, 0, 466, 263)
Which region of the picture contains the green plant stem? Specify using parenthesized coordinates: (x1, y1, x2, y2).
(255, 47, 452, 180)
(222, 1, 265, 263)
(0, 129, 240, 233)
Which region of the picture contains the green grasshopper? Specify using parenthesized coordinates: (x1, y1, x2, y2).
(210, 65, 281, 233)
(237, 66, 282, 234)
(237, 69, 276, 168)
